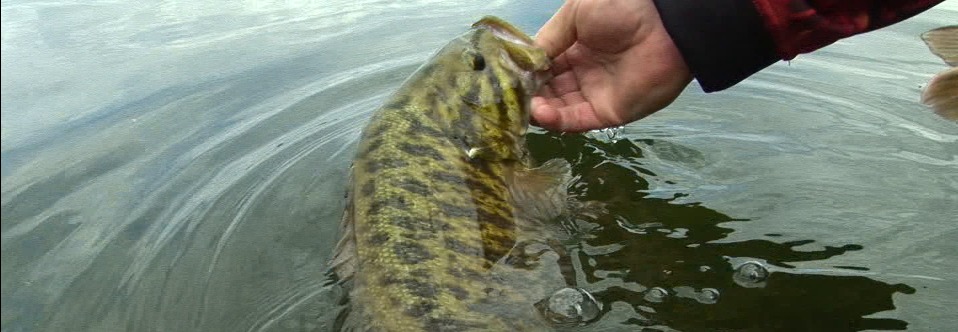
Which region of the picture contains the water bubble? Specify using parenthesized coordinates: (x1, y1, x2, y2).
(535, 288, 602, 327)
(733, 261, 769, 288)
(696, 288, 720, 304)
(643, 287, 669, 303)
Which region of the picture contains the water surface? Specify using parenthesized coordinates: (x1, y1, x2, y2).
(2, 1, 956, 331)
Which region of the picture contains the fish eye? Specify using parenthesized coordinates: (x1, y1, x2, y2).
(471, 53, 486, 71)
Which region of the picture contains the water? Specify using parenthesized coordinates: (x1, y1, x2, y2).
(2, 1, 955, 331)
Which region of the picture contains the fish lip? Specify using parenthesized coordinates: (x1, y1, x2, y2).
(472, 16, 535, 47)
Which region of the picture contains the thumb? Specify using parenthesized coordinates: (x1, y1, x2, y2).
(535, 0, 579, 58)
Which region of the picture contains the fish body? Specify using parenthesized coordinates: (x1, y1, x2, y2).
(332, 17, 572, 331)
(920, 25, 958, 120)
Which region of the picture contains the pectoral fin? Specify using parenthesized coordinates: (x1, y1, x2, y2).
(921, 26, 958, 121)
(510, 158, 573, 222)
(922, 68, 958, 120)
(330, 179, 357, 281)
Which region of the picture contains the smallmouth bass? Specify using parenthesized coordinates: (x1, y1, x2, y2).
(331, 16, 584, 331)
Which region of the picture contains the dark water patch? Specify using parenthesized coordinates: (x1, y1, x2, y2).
(525, 132, 916, 330)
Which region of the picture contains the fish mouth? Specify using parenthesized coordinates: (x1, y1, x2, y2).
(472, 16, 551, 78)
(472, 16, 536, 47)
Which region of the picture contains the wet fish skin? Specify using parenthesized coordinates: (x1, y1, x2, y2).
(332, 16, 567, 331)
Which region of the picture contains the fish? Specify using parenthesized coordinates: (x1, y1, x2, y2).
(920, 25, 957, 120)
(330, 16, 588, 331)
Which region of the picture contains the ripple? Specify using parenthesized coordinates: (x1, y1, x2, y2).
(120, 54, 419, 292)
(2, 39, 424, 330)
(3, 2, 956, 331)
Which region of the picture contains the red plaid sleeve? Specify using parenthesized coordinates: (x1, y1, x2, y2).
(653, 0, 944, 92)
(755, 0, 945, 59)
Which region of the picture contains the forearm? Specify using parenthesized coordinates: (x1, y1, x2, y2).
(652, 0, 945, 92)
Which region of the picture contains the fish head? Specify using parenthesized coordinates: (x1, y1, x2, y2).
(469, 16, 552, 81)
(467, 15, 551, 129)
(423, 16, 550, 160)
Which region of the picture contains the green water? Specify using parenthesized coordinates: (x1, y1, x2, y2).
(2, 1, 956, 331)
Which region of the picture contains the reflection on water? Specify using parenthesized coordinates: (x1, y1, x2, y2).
(527, 133, 917, 331)
(2, 0, 956, 331)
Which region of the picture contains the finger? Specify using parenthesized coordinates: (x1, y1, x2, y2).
(530, 96, 557, 127)
(535, 83, 557, 101)
(548, 69, 582, 96)
(550, 52, 573, 74)
(535, 0, 579, 58)
(558, 89, 587, 108)
(547, 94, 568, 109)
(559, 102, 607, 133)
(555, 102, 604, 133)
(533, 99, 606, 133)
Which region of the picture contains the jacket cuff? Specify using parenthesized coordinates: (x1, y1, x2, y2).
(652, 0, 779, 92)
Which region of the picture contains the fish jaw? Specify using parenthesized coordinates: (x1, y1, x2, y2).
(472, 16, 536, 48)
(395, 16, 552, 163)
(467, 44, 541, 161)
(472, 16, 551, 83)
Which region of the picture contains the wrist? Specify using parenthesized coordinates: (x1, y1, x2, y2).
(651, 0, 778, 92)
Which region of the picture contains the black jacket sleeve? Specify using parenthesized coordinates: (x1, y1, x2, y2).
(651, 0, 779, 92)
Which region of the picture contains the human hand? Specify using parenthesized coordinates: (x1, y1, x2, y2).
(532, 0, 692, 132)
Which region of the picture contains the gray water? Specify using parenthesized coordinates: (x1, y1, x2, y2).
(2, 1, 956, 331)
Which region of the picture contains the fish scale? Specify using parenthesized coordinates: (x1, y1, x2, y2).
(349, 112, 510, 331)
(331, 16, 572, 331)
